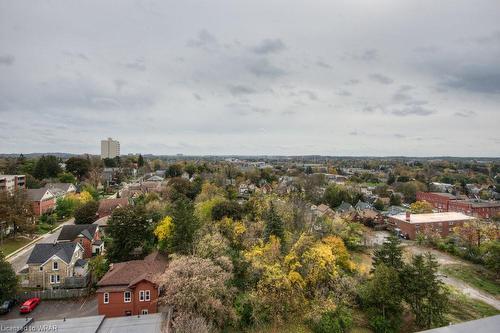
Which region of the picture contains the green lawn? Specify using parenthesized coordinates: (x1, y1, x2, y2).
(445, 288, 500, 323)
(441, 264, 500, 297)
(0, 237, 32, 256)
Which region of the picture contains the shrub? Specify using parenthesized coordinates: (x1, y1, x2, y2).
(309, 307, 353, 333)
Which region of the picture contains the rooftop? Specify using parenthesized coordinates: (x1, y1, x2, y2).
(418, 315, 500, 333)
(391, 212, 475, 224)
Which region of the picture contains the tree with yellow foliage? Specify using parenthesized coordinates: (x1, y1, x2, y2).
(154, 216, 173, 250)
(410, 200, 434, 214)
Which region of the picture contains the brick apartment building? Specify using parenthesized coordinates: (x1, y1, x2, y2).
(0, 174, 26, 193)
(96, 252, 167, 317)
(389, 211, 475, 240)
(448, 200, 500, 219)
(415, 192, 458, 212)
(416, 191, 500, 219)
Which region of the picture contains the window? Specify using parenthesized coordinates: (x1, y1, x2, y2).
(139, 291, 145, 301)
(50, 274, 60, 284)
(103, 292, 109, 304)
(53, 261, 59, 270)
(145, 290, 151, 301)
(39, 266, 43, 271)
(124, 291, 131, 303)
(141, 309, 149, 315)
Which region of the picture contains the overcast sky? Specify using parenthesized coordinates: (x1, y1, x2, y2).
(1, 0, 499, 156)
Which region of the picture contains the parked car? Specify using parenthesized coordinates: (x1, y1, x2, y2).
(0, 299, 16, 314)
(19, 298, 40, 314)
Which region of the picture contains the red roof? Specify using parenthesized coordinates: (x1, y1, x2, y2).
(97, 198, 130, 216)
(96, 251, 167, 292)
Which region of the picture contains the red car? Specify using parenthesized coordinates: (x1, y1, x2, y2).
(19, 298, 40, 314)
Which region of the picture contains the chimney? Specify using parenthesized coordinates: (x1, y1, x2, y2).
(405, 211, 411, 222)
(109, 263, 114, 271)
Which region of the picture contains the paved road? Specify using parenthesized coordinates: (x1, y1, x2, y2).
(7, 218, 75, 273)
(0, 295, 97, 321)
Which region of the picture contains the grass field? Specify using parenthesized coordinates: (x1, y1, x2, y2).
(445, 287, 500, 323)
(441, 264, 500, 297)
(0, 237, 32, 256)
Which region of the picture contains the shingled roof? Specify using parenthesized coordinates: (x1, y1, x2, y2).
(27, 243, 79, 264)
(57, 224, 98, 242)
(97, 251, 167, 292)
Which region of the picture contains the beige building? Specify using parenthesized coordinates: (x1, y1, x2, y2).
(101, 137, 120, 159)
(21, 243, 88, 289)
(0, 174, 26, 193)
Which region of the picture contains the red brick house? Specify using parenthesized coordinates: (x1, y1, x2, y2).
(415, 192, 458, 212)
(448, 200, 500, 219)
(56, 224, 103, 258)
(389, 211, 475, 240)
(27, 188, 56, 216)
(96, 252, 167, 317)
(97, 198, 130, 218)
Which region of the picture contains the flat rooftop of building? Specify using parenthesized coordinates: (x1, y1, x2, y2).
(98, 313, 165, 333)
(452, 200, 500, 208)
(428, 192, 458, 199)
(391, 212, 475, 224)
(29, 315, 105, 333)
(418, 314, 500, 333)
(0, 318, 33, 332)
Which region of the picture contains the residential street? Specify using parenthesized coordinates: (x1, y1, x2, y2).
(7, 218, 75, 273)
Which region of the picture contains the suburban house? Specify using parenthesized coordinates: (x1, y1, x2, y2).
(97, 198, 130, 218)
(96, 251, 168, 317)
(57, 224, 104, 258)
(27, 188, 56, 216)
(44, 182, 77, 200)
(313, 204, 336, 219)
(0, 174, 26, 193)
(388, 211, 475, 240)
(21, 242, 88, 289)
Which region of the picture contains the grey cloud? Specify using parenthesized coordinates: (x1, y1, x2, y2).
(252, 38, 286, 54)
(299, 90, 318, 101)
(316, 60, 331, 69)
(114, 79, 127, 93)
(226, 102, 270, 116)
(391, 105, 436, 117)
(337, 90, 351, 97)
(124, 58, 146, 71)
(228, 84, 257, 96)
(369, 73, 394, 84)
(441, 65, 500, 94)
(187, 29, 218, 49)
(394, 134, 406, 138)
(0, 54, 15, 66)
(345, 79, 360, 85)
(62, 51, 89, 61)
(357, 49, 378, 61)
(393, 85, 415, 101)
(248, 58, 287, 78)
(454, 110, 477, 118)
(193, 93, 202, 100)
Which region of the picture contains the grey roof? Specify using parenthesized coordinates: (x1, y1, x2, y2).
(27, 243, 78, 264)
(75, 258, 88, 267)
(355, 200, 373, 211)
(418, 315, 500, 333)
(337, 201, 354, 213)
(57, 224, 98, 242)
(0, 318, 33, 332)
(46, 183, 74, 192)
(6, 314, 166, 333)
(98, 313, 165, 333)
(26, 188, 52, 201)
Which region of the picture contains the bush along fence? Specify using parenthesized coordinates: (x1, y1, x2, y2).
(16, 288, 90, 301)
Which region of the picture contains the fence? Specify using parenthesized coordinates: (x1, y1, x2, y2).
(16, 288, 90, 301)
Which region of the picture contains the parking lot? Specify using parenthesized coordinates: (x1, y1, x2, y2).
(0, 296, 98, 321)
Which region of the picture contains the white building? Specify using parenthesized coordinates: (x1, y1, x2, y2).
(100, 138, 120, 159)
(0, 174, 26, 193)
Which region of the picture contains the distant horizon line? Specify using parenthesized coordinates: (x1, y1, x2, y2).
(1, 152, 499, 159)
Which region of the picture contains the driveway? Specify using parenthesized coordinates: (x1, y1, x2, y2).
(404, 243, 500, 310)
(7, 218, 74, 273)
(0, 295, 97, 321)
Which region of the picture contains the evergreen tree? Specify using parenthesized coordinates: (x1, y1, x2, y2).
(169, 197, 200, 254)
(372, 234, 404, 270)
(0, 251, 17, 301)
(401, 253, 448, 329)
(263, 201, 284, 241)
(138, 154, 145, 168)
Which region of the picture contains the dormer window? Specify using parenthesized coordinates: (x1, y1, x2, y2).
(53, 261, 59, 270)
